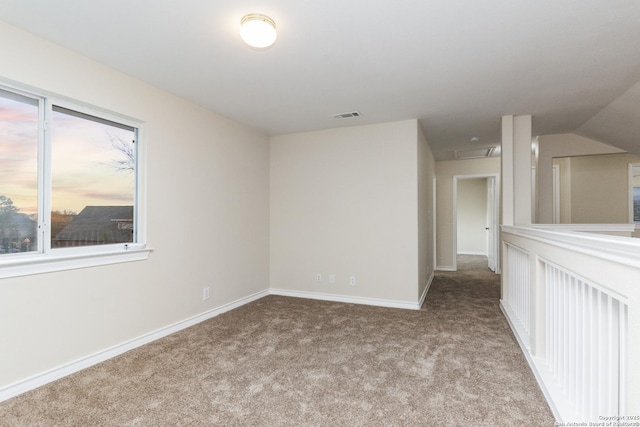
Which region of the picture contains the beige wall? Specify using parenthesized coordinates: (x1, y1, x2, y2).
(0, 22, 270, 388)
(270, 120, 430, 303)
(457, 178, 488, 255)
(559, 153, 640, 223)
(435, 157, 500, 270)
(0, 19, 437, 394)
(555, 157, 573, 223)
(536, 133, 625, 223)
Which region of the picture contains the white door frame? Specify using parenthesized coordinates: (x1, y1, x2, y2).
(630, 163, 640, 225)
(486, 176, 497, 272)
(433, 176, 438, 271)
(453, 173, 501, 273)
(552, 163, 560, 224)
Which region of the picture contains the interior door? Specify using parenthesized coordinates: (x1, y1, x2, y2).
(486, 177, 496, 272)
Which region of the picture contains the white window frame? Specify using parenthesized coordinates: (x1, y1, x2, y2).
(0, 82, 150, 279)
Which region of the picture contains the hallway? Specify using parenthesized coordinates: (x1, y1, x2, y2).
(420, 254, 554, 424)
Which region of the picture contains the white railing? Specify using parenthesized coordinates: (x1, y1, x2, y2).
(504, 243, 531, 348)
(544, 261, 627, 420)
(531, 223, 636, 238)
(500, 226, 639, 423)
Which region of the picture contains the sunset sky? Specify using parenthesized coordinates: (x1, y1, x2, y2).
(0, 94, 38, 214)
(1, 94, 135, 216)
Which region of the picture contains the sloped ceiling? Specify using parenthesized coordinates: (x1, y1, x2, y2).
(577, 81, 640, 157)
(1, 0, 639, 160)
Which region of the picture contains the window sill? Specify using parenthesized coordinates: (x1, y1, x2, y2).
(0, 246, 152, 279)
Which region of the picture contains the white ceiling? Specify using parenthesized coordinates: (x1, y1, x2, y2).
(1, 0, 640, 160)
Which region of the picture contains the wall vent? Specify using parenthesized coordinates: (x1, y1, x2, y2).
(332, 111, 362, 119)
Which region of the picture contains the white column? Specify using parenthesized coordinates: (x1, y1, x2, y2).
(501, 116, 514, 226)
(501, 115, 532, 226)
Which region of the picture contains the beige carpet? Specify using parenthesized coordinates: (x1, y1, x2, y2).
(0, 256, 554, 426)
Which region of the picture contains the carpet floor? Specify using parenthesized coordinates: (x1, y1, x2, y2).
(0, 256, 554, 426)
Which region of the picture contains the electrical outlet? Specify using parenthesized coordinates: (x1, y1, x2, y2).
(329, 274, 335, 284)
(349, 276, 356, 286)
(203, 287, 210, 300)
(316, 273, 322, 283)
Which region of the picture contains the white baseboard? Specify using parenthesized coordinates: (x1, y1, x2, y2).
(457, 251, 488, 256)
(0, 289, 269, 403)
(436, 265, 456, 271)
(269, 288, 422, 310)
(499, 300, 530, 350)
(1, 284, 428, 403)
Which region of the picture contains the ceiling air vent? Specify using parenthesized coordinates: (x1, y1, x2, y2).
(454, 147, 496, 160)
(332, 111, 362, 120)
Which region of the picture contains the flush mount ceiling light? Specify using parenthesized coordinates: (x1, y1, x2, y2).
(240, 14, 277, 48)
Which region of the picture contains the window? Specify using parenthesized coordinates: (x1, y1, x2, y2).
(50, 106, 136, 248)
(0, 84, 148, 277)
(0, 89, 39, 255)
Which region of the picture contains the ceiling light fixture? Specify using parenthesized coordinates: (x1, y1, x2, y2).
(240, 14, 277, 48)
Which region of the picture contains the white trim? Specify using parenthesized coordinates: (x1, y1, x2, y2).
(0, 80, 149, 279)
(433, 177, 437, 275)
(630, 163, 634, 224)
(0, 247, 152, 279)
(552, 163, 560, 224)
(502, 225, 640, 269)
(436, 265, 456, 271)
(457, 251, 488, 256)
(0, 283, 434, 403)
(269, 288, 423, 310)
(452, 176, 458, 270)
(530, 223, 636, 233)
(0, 77, 143, 125)
(135, 123, 148, 246)
(501, 226, 638, 420)
(500, 298, 530, 350)
(0, 289, 269, 403)
(418, 271, 435, 309)
(500, 301, 562, 422)
(531, 165, 536, 222)
(38, 94, 47, 254)
(487, 176, 497, 272)
(630, 163, 640, 224)
(452, 173, 500, 273)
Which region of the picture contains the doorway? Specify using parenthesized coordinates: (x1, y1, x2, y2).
(453, 174, 500, 273)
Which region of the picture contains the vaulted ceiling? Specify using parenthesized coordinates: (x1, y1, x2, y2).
(2, 0, 639, 160)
